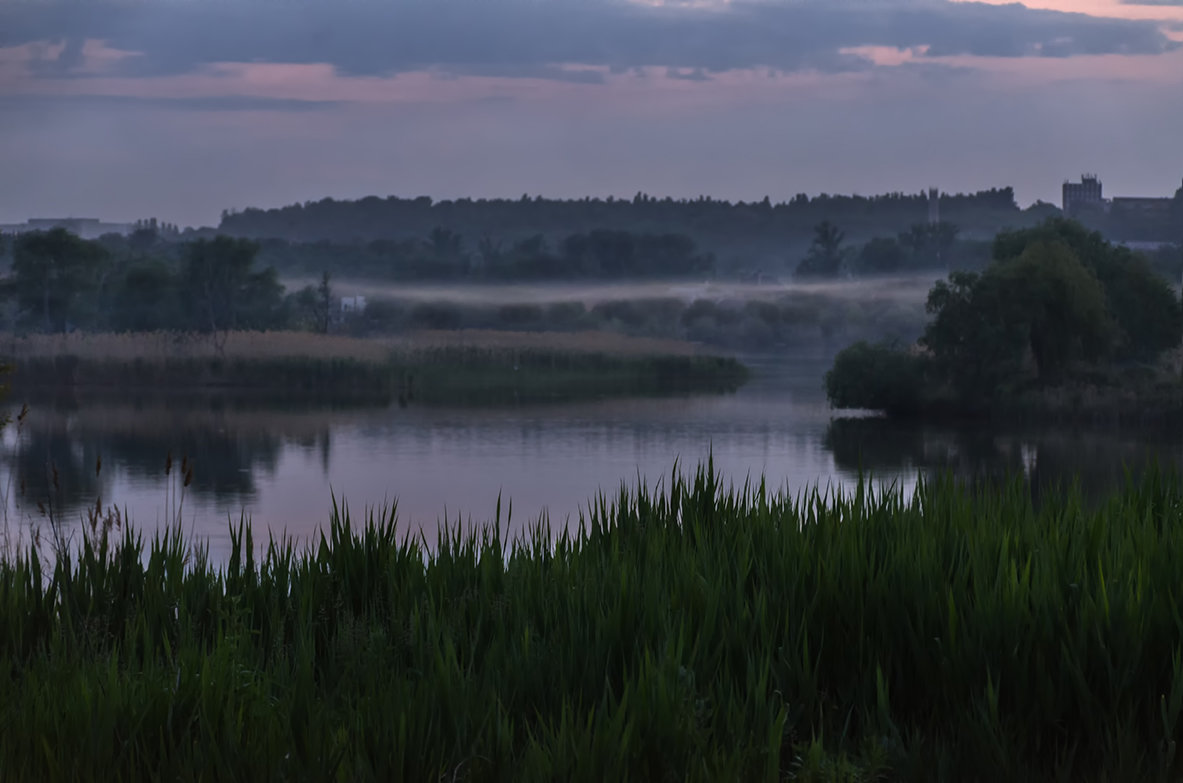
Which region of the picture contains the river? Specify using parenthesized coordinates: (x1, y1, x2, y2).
(3, 351, 1181, 561)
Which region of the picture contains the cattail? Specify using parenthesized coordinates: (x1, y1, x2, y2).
(184, 467, 194, 488)
(95, 455, 102, 477)
(165, 451, 173, 477)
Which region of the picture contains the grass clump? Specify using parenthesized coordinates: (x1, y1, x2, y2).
(3, 464, 1183, 780)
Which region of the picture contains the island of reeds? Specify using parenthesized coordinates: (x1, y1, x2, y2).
(3, 462, 1183, 780)
(0, 330, 748, 406)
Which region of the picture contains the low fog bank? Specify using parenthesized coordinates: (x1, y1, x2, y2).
(287, 273, 938, 354)
(282, 274, 940, 309)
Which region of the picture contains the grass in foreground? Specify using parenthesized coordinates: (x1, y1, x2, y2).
(3, 464, 1183, 780)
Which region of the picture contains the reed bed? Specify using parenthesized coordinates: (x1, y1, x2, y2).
(2, 464, 1183, 780)
(0, 330, 742, 403)
(0, 329, 706, 363)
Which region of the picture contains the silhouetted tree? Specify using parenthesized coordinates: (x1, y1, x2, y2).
(316, 271, 333, 334)
(9, 229, 109, 332)
(181, 236, 284, 349)
(795, 221, 847, 278)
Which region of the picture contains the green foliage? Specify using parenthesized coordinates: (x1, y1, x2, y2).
(10, 229, 110, 332)
(108, 260, 181, 332)
(993, 241, 1113, 379)
(994, 219, 1182, 361)
(4, 467, 1183, 779)
(921, 270, 1029, 402)
(824, 341, 927, 415)
(182, 237, 286, 335)
(835, 220, 1183, 416)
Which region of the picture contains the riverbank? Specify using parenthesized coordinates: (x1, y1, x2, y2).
(826, 339, 1183, 426)
(895, 370, 1183, 426)
(0, 330, 749, 405)
(2, 467, 1182, 779)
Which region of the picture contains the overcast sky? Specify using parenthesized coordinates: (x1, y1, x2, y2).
(1, 0, 1181, 227)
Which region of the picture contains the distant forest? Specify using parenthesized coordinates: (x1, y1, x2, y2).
(216, 188, 1058, 275)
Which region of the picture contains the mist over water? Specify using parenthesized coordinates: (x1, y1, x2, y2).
(282, 274, 941, 309)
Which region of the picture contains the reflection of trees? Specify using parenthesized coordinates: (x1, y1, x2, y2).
(4, 421, 103, 519)
(825, 417, 1183, 502)
(96, 428, 282, 501)
(1, 404, 296, 522)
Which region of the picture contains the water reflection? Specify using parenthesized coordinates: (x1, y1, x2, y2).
(2, 362, 1180, 559)
(826, 416, 1183, 503)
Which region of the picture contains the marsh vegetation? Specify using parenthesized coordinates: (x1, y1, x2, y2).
(3, 463, 1183, 780)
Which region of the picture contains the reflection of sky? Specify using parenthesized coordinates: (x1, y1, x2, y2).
(5, 358, 1183, 564)
(1, 0, 1182, 226)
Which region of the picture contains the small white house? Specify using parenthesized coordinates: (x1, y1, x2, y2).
(340, 295, 367, 314)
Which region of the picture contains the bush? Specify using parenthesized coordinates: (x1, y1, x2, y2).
(825, 341, 927, 415)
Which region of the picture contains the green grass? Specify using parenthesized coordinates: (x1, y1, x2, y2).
(3, 463, 1183, 780)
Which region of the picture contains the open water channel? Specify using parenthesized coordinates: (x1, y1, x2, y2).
(3, 352, 1182, 561)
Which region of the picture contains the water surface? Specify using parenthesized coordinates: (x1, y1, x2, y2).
(4, 353, 1180, 560)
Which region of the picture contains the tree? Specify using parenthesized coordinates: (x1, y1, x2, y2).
(1172, 182, 1183, 245)
(857, 237, 907, 274)
(825, 341, 926, 415)
(921, 240, 1115, 395)
(898, 222, 959, 269)
(993, 241, 1113, 380)
(994, 219, 1181, 362)
(796, 221, 846, 278)
(9, 229, 109, 332)
(921, 270, 1029, 401)
(109, 260, 181, 332)
(315, 270, 333, 334)
(181, 236, 284, 348)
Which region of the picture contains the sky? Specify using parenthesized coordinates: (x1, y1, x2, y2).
(1, 0, 1182, 228)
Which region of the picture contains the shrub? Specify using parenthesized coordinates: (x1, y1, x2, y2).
(825, 341, 927, 415)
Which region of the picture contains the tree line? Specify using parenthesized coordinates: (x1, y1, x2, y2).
(0, 229, 320, 337)
(214, 189, 1041, 269)
(794, 220, 973, 277)
(254, 228, 714, 280)
(825, 219, 1183, 416)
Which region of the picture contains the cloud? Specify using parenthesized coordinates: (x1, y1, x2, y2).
(0, 94, 343, 113)
(0, 0, 1177, 84)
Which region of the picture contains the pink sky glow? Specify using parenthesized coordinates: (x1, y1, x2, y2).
(1, 0, 1181, 225)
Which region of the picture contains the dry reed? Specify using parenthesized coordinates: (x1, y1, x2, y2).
(0, 329, 707, 364)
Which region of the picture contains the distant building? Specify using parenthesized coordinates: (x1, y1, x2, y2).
(1060, 174, 1182, 244)
(1062, 175, 1104, 218)
(927, 188, 940, 226)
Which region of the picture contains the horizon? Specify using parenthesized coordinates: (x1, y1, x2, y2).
(0, 183, 1075, 231)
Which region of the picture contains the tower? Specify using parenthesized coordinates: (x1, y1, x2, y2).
(927, 188, 940, 226)
(1062, 174, 1103, 217)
